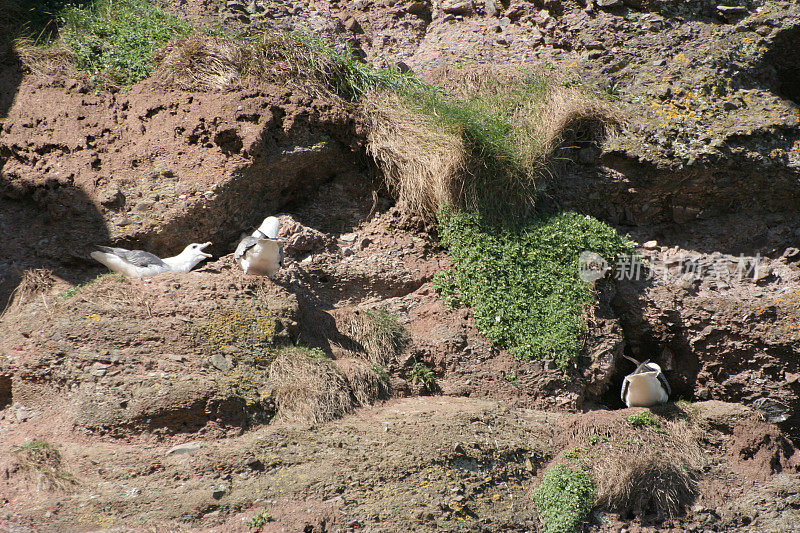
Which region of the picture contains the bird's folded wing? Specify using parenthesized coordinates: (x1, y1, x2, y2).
(95, 246, 168, 268)
(657, 372, 671, 396)
(620, 376, 630, 403)
(234, 236, 258, 260)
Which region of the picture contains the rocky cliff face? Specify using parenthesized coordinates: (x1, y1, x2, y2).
(1, 0, 799, 531)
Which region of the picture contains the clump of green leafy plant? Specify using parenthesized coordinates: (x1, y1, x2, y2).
(437, 206, 635, 370)
(246, 508, 274, 531)
(603, 80, 621, 98)
(532, 463, 595, 533)
(625, 410, 666, 432)
(408, 361, 438, 394)
(300, 346, 331, 361)
(58, 0, 192, 86)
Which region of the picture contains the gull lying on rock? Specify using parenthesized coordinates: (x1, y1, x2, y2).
(621, 355, 671, 408)
(91, 242, 212, 278)
(234, 216, 284, 278)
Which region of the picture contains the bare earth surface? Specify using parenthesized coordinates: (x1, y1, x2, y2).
(2, 0, 800, 531)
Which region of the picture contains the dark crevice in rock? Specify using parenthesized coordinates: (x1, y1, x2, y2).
(759, 25, 800, 105)
(0, 375, 12, 410)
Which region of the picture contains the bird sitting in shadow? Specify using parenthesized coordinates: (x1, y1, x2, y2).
(621, 354, 671, 408)
(234, 216, 284, 278)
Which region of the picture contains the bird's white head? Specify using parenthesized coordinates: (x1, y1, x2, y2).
(255, 216, 280, 239)
(643, 362, 662, 373)
(165, 242, 213, 272)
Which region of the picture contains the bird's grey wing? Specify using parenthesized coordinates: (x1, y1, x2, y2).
(621, 376, 630, 403)
(95, 246, 167, 268)
(235, 236, 258, 260)
(657, 371, 671, 397)
(279, 244, 284, 267)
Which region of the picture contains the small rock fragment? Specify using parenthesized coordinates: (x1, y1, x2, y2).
(211, 353, 233, 371)
(166, 442, 202, 456)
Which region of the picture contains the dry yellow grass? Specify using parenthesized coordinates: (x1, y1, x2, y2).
(365, 68, 621, 219)
(269, 349, 353, 425)
(334, 357, 390, 407)
(342, 308, 409, 367)
(13, 39, 77, 77)
(558, 410, 703, 518)
(151, 35, 244, 90)
(538, 87, 622, 162)
(12, 440, 77, 491)
(365, 92, 468, 217)
(4, 268, 56, 315)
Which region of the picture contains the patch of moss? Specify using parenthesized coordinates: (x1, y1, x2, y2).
(532, 463, 595, 533)
(194, 306, 279, 367)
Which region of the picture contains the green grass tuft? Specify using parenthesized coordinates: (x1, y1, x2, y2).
(436, 206, 635, 370)
(533, 463, 595, 533)
(58, 0, 192, 86)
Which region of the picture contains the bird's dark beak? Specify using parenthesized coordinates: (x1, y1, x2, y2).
(200, 242, 212, 257)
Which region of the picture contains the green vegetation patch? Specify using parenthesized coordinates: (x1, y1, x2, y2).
(58, 0, 192, 86)
(437, 207, 635, 370)
(246, 508, 274, 531)
(625, 410, 666, 432)
(408, 361, 438, 394)
(533, 463, 595, 533)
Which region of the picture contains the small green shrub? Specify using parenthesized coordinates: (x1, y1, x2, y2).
(625, 411, 662, 430)
(437, 206, 635, 370)
(371, 364, 389, 381)
(58, 0, 192, 86)
(246, 508, 274, 531)
(301, 346, 331, 361)
(603, 80, 621, 98)
(533, 463, 595, 533)
(408, 362, 438, 394)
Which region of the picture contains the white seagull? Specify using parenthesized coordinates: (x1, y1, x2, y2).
(234, 216, 284, 278)
(621, 355, 671, 408)
(91, 242, 212, 278)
